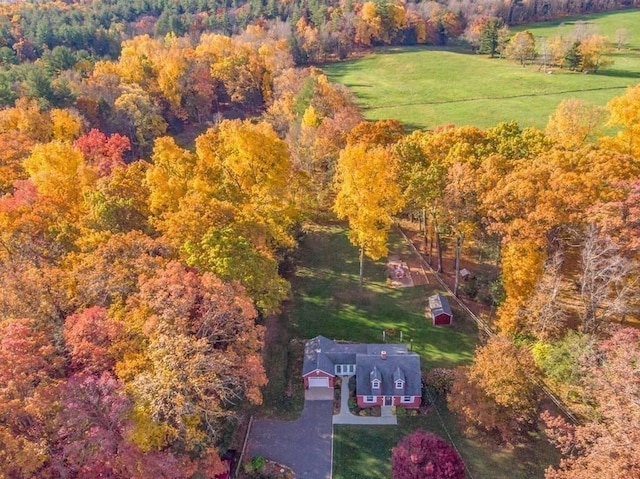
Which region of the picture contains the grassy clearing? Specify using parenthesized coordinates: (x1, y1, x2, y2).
(333, 398, 559, 479)
(323, 9, 640, 130)
(290, 222, 477, 368)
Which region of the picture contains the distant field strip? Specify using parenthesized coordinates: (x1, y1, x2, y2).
(369, 85, 629, 110)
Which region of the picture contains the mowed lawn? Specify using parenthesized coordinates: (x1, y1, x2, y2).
(290, 222, 477, 368)
(334, 399, 559, 479)
(323, 9, 640, 130)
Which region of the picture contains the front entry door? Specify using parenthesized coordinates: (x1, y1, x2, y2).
(384, 396, 393, 406)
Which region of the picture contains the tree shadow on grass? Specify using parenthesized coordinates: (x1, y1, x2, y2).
(596, 68, 640, 79)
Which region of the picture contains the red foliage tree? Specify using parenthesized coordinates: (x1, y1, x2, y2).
(0, 180, 38, 212)
(0, 318, 63, 478)
(53, 372, 190, 479)
(74, 128, 131, 177)
(391, 430, 465, 479)
(63, 306, 122, 374)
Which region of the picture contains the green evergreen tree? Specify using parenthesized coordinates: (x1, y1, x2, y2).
(479, 19, 502, 57)
(564, 41, 582, 71)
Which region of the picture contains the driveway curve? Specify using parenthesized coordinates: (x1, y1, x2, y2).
(248, 400, 333, 479)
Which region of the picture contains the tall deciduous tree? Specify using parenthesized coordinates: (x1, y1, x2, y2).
(74, 128, 131, 177)
(448, 335, 541, 442)
(63, 306, 122, 375)
(23, 140, 96, 216)
(334, 143, 404, 286)
(0, 317, 63, 478)
(125, 262, 267, 449)
(524, 251, 568, 340)
(505, 31, 536, 66)
(443, 162, 478, 296)
(546, 99, 604, 150)
(578, 225, 637, 334)
(603, 83, 640, 158)
(146, 120, 296, 313)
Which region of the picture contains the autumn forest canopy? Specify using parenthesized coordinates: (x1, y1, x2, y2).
(1, 0, 640, 478)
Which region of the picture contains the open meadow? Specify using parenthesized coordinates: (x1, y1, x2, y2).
(323, 9, 640, 130)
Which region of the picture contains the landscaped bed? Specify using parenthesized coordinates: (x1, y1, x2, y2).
(240, 456, 295, 479)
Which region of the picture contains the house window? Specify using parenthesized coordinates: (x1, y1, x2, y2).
(395, 380, 404, 389)
(364, 396, 376, 403)
(348, 364, 355, 373)
(335, 365, 341, 374)
(401, 396, 413, 403)
(372, 379, 381, 389)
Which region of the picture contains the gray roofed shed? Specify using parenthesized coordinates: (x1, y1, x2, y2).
(429, 293, 453, 325)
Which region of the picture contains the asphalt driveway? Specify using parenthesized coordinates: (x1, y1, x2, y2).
(248, 400, 333, 478)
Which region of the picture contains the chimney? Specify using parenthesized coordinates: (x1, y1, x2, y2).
(381, 350, 387, 360)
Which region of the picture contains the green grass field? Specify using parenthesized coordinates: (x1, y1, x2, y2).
(290, 222, 477, 368)
(323, 10, 640, 130)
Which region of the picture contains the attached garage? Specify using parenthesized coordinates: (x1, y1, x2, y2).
(307, 377, 330, 388)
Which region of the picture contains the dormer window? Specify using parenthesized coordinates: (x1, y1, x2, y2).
(372, 379, 381, 389)
(395, 379, 404, 389)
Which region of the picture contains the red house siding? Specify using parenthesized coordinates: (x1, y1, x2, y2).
(303, 370, 335, 388)
(356, 395, 421, 409)
(433, 313, 452, 326)
(356, 395, 383, 408)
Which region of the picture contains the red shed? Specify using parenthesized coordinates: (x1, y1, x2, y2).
(429, 294, 453, 326)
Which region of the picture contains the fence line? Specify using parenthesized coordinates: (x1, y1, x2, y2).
(235, 415, 254, 477)
(425, 389, 476, 479)
(397, 224, 579, 425)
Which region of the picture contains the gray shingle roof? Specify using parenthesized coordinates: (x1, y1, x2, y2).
(302, 335, 337, 376)
(393, 367, 405, 384)
(429, 294, 452, 317)
(303, 336, 422, 396)
(355, 354, 421, 396)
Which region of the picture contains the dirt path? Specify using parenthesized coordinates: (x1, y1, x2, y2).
(398, 221, 493, 320)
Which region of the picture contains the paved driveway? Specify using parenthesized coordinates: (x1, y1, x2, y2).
(248, 400, 333, 479)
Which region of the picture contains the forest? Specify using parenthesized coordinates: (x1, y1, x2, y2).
(0, 0, 639, 478)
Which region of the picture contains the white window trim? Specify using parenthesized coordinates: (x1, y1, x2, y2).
(372, 379, 381, 389)
(364, 396, 376, 403)
(401, 396, 413, 403)
(335, 364, 356, 375)
(395, 380, 404, 389)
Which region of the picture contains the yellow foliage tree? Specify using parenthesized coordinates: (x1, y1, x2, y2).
(23, 141, 96, 214)
(546, 99, 604, 150)
(50, 109, 83, 141)
(0, 98, 52, 142)
(496, 239, 546, 334)
(334, 143, 404, 286)
(579, 34, 612, 72)
(602, 83, 640, 158)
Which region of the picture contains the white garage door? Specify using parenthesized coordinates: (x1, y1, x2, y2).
(308, 377, 330, 388)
